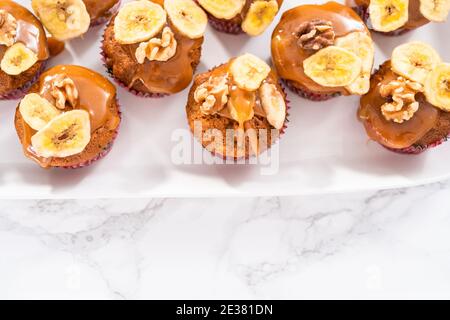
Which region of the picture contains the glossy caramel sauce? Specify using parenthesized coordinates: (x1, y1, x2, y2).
(359, 61, 438, 149)
(0, 0, 48, 61)
(271, 2, 368, 95)
(193, 60, 284, 158)
(348, 0, 429, 30)
(47, 37, 65, 58)
(200, 61, 280, 126)
(115, 0, 203, 94)
(83, 0, 120, 21)
(125, 22, 203, 94)
(20, 65, 120, 167)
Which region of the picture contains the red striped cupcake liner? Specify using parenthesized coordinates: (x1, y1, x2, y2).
(283, 78, 341, 101)
(0, 61, 47, 100)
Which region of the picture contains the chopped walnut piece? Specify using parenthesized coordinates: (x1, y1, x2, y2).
(194, 75, 229, 115)
(50, 75, 79, 110)
(0, 10, 17, 47)
(297, 19, 335, 51)
(380, 76, 424, 123)
(135, 27, 177, 63)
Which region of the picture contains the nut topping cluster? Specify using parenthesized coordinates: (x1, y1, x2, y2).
(50, 75, 79, 110)
(380, 76, 424, 123)
(135, 27, 177, 63)
(194, 75, 229, 115)
(297, 19, 335, 51)
(0, 9, 17, 47)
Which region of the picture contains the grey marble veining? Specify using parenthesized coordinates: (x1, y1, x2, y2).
(1, 181, 450, 299)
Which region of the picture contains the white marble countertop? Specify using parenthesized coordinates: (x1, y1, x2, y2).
(1, 181, 450, 300)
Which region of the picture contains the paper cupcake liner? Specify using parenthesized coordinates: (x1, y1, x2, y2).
(89, 0, 122, 27)
(100, 36, 169, 98)
(63, 99, 122, 169)
(384, 136, 449, 155)
(207, 14, 244, 35)
(283, 78, 341, 101)
(353, 5, 412, 36)
(0, 61, 47, 100)
(191, 71, 290, 162)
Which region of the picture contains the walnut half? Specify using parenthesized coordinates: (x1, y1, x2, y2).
(0, 9, 17, 47)
(50, 75, 79, 110)
(135, 27, 177, 63)
(194, 75, 229, 115)
(380, 77, 424, 124)
(297, 19, 335, 51)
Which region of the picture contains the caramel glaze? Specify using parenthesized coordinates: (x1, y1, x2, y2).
(0, 0, 48, 62)
(358, 61, 439, 149)
(203, 62, 281, 125)
(47, 37, 65, 58)
(19, 65, 120, 168)
(348, 0, 429, 30)
(271, 2, 369, 95)
(121, 20, 203, 94)
(105, 0, 203, 94)
(190, 61, 285, 158)
(83, 0, 120, 22)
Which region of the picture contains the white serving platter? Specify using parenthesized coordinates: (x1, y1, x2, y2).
(1, 0, 449, 199)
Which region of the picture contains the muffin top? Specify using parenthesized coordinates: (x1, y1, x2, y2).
(197, 0, 283, 36)
(188, 53, 287, 158)
(348, 0, 448, 32)
(271, 1, 374, 96)
(15, 65, 120, 167)
(107, 0, 207, 94)
(0, 0, 48, 76)
(359, 42, 450, 149)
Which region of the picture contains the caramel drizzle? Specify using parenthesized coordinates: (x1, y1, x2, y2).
(202, 62, 277, 124)
(195, 61, 283, 157)
(0, 0, 48, 61)
(271, 1, 368, 95)
(20, 65, 120, 167)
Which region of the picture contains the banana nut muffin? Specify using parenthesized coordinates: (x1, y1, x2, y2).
(0, 0, 49, 100)
(102, 0, 207, 97)
(15, 65, 121, 168)
(358, 42, 450, 154)
(271, 2, 375, 101)
(186, 53, 289, 160)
